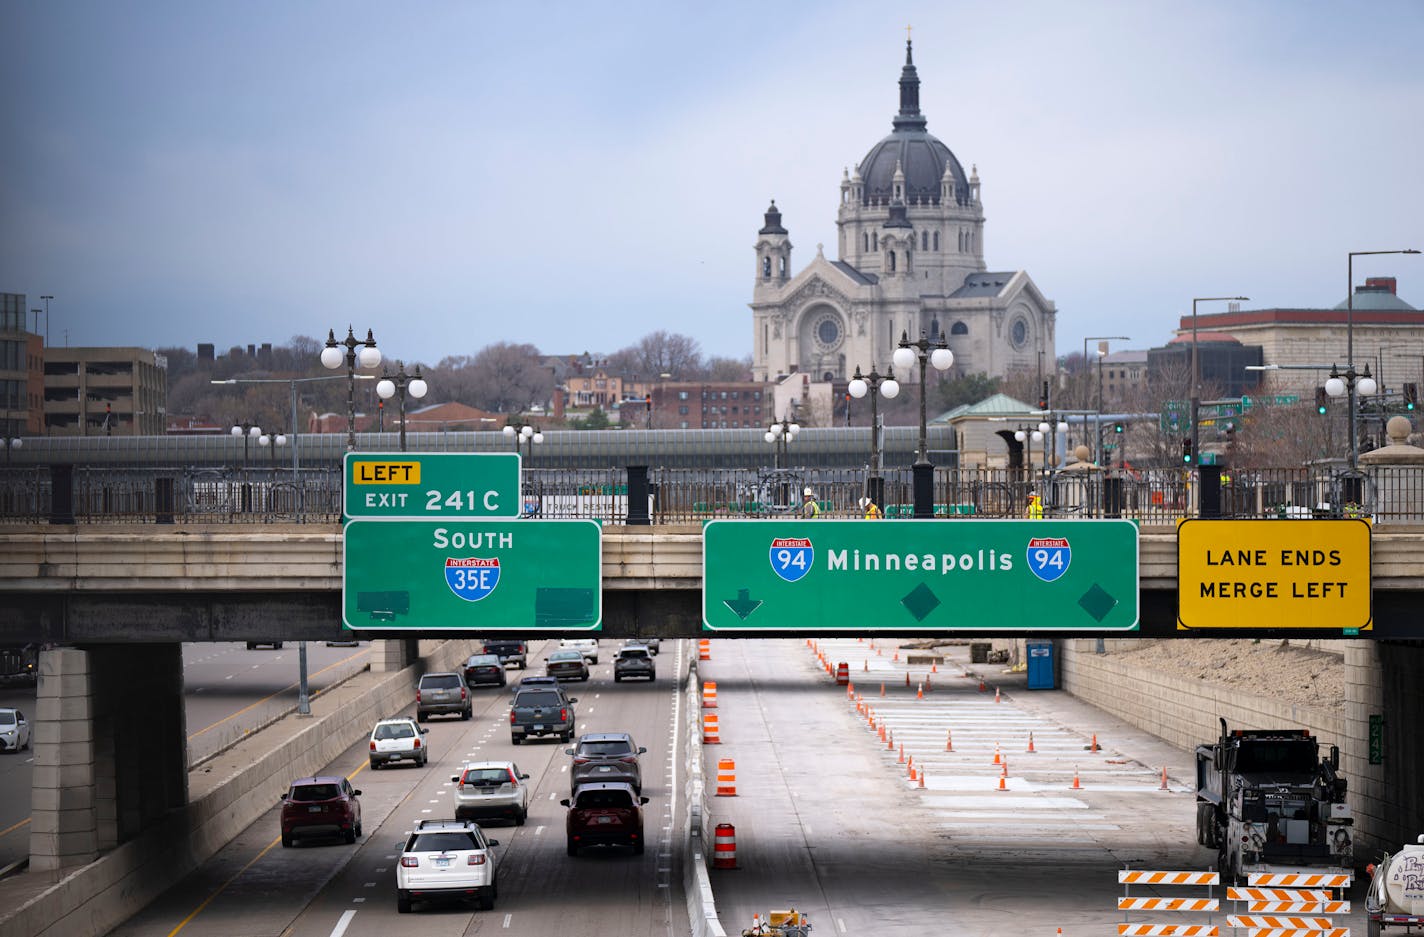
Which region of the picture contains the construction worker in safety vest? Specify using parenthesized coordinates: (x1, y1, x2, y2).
(801, 487, 821, 519)
(858, 496, 883, 519)
(1025, 491, 1044, 519)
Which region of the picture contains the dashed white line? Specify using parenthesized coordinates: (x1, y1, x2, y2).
(535, 825, 545, 835)
(503, 913, 513, 928)
(838, 918, 847, 932)
(331, 908, 357, 935)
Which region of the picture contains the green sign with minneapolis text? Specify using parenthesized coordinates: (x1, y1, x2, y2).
(344, 452, 521, 518)
(342, 518, 601, 631)
(702, 519, 1139, 631)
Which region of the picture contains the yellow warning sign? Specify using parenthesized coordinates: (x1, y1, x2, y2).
(1177, 519, 1371, 630)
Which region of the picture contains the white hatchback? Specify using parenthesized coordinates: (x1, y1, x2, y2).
(559, 638, 599, 664)
(0, 709, 29, 753)
(369, 717, 429, 769)
(396, 819, 500, 913)
(450, 761, 530, 825)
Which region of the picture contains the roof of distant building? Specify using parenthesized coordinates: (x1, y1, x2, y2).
(951, 272, 1016, 299)
(931, 392, 1037, 423)
(1167, 332, 1241, 345)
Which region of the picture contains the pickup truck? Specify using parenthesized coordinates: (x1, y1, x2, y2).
(482, 639, 528, 670)
(510, 687, 578, 744)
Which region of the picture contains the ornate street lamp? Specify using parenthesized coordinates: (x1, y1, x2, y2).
(376, 362, 429, 453)
(764, 414, 801, 470)
(1014, 423, 1045, 485)
(502, 422, 543, 464)
(847, 364, 899, 509)
(1340, 249, 1419, 479)
(320, 327, 381, 450)
(893, 330, 953, 518)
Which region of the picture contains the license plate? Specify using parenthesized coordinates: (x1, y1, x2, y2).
(533, 725, 545, 731)
(435, 857, 451, 867)
(308, 806, 322, 813)
(596, 815, 614, 824)
(597, 765, 612, 772)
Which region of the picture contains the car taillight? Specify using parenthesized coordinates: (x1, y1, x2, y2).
(467, 854, 486, 865)
(413, 737, 421, 748)
(573, 755, 590, 765)
(416, 690, 422, 702)
(461, 687, 468, 700)
(560, 708, 568, 721)
(370, 741, 377, 751)
(619, 755, 637, 764)
(509, 710, 516, 724)
(507, 770, 517, 784)
(400, 856, 419, 867)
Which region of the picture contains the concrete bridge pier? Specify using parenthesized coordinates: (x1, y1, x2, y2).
(31, 644, 187, 871)
(370, 638, 419, 673)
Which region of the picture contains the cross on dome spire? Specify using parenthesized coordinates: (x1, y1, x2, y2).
(894, 37, 927, 131)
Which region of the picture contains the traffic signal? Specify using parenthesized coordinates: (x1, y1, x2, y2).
(1113, 422, 1124, 434)
(1315, 386, 1329, 415)
(1405, 383, 1418, 411)
(1181, 437, 1193, 464)
(1038, 380, 1049, 411)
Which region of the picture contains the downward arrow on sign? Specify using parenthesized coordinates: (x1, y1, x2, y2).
(723, 588, 763, 620)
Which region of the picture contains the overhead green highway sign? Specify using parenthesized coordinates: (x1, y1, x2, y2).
(702, 519, 1139, 631)
(343, 519, 601, 631)
(343, 452, 521, 518)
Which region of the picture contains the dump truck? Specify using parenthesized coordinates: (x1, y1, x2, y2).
(1367, 835, 1424, 937)
(1194, 718, 1353, 884)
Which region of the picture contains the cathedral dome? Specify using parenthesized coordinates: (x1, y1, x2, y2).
(857, 41, 969, 207)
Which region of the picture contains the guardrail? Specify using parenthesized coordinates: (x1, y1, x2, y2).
(3, 464, 1422, 525)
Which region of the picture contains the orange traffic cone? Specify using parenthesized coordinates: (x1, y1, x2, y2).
(1090, 733, 1099, 753)
(945, 729, 954, 752)
(918, 767, 926, 789)
(893, 650, 899, 662)
(880, 683, 885, 697)
(916, 683, 924, 700)
(905, 671, 911, 687)
(898, 742, 905, 763)
(924, 673, 932, 692)
(1159, 766, 1169, 791)
(906, 755, 915, 779)
(978, 676, 986, 692)
(846, 681, 855, 699)
(931, 661, 938, 673)
(992, 743, 1002, 765)
(863, 659, 868, 672)
(1027, 732, 1036, 753)
(1071, 766, 1082, 790)
(886, 729, 894, 750)
(997, 769, 1007, 792)
(994, 687, 1002, 703)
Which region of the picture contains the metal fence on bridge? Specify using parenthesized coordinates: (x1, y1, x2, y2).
(3, 464, 1423, 525)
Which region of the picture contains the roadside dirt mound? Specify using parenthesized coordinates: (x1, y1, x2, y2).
(1106, 639, 1344, 711)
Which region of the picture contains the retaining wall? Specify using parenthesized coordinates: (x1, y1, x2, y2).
(2, 639, 480, 937)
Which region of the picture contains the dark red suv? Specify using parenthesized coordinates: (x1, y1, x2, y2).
(560, 781, 649, 856)
(280, 776, 362, 847)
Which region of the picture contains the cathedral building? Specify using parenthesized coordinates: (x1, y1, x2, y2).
(751, 40, 1056, 385)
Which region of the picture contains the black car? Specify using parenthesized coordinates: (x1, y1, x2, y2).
(463, 654, 508, 687)
(482, 640, 527, 669)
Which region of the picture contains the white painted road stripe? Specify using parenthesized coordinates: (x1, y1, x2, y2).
(330, 909, 357, 936)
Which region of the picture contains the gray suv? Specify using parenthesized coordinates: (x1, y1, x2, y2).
(567, 732, 647, 793)
(613, 646, 655, 682)
(417, 672, 472, 722)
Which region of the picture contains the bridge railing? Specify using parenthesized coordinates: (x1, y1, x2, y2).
(2, 464, 1421, 525)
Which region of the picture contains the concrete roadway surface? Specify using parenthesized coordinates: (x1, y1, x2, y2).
(0, 641, 371, 873)
(700, 638, 1365, 937)
(105, 638, 687, 937)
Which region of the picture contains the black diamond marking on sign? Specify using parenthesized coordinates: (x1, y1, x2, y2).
(723, 588, 763, 621)
(901, 583, 941, 622)
(1078, 584, 1118, 622)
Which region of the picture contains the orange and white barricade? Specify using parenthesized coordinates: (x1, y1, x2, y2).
(702, 712, 720, 744)
(712, 823, 737, 869)
(1120, 871, 1220, 886)
(698, 639, 711, 661)
(1117, 927, 1218, 937)
(716, 758, 737, 796)
(1245, 874, 1352, 889)
(702, 681, 718, 708)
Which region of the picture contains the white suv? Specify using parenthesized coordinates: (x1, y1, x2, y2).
(559, 638, 599, 664)
(396, 819, 500, 913)
(450, 761, 530, 825)
(369, 717, 429, 769)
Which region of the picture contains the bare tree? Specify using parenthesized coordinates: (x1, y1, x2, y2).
(466, 343, 555, 414)
(701, 355, 753, 382)
(632, 331, 703, 378)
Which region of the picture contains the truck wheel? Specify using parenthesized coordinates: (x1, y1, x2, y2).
(567, 839, 578, 857)
(511, 736, 521, 745)
(1217, 846, 1233, 885)
(1369, 916, 1381, 937)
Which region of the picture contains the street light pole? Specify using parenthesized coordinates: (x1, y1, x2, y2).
(1342, 250, 1419, 476)
(376, 362, 429, 452)
(764, 414, 800, 471)
(893, 330, 953, 518)
(847, 364, 899, 509)
(40, 295, 52, 349)
(1188, 297, 1248, 473)
(321, 327, 381, 450)
(1081, 337, 1129, 467)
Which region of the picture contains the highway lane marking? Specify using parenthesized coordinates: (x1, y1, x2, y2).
(165, 833, 283, 936)
(333, 909, 359, 933)
(503, 913, 513, 928)
(0, 817, 30, 840)
(535, 825, 545, 835)
(187, 649, 371, 741)
(838, 918, 847, 932)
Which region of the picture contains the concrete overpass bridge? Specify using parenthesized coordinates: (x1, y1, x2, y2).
(0, 522, 1420, 932)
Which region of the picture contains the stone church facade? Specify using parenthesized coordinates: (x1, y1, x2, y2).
(751, 41, 1056, 385)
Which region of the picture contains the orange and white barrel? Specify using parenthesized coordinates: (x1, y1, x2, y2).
(712, 823, 737, 869)
(698, 639, 711, 661)
(702, 681, 718, 708)
(702, 712, 720, 744)
(716, 758, 737, 796)
(835, 662, 849, 685)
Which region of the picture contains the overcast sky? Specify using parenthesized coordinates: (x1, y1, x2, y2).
(3, 1, 1422, 369)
